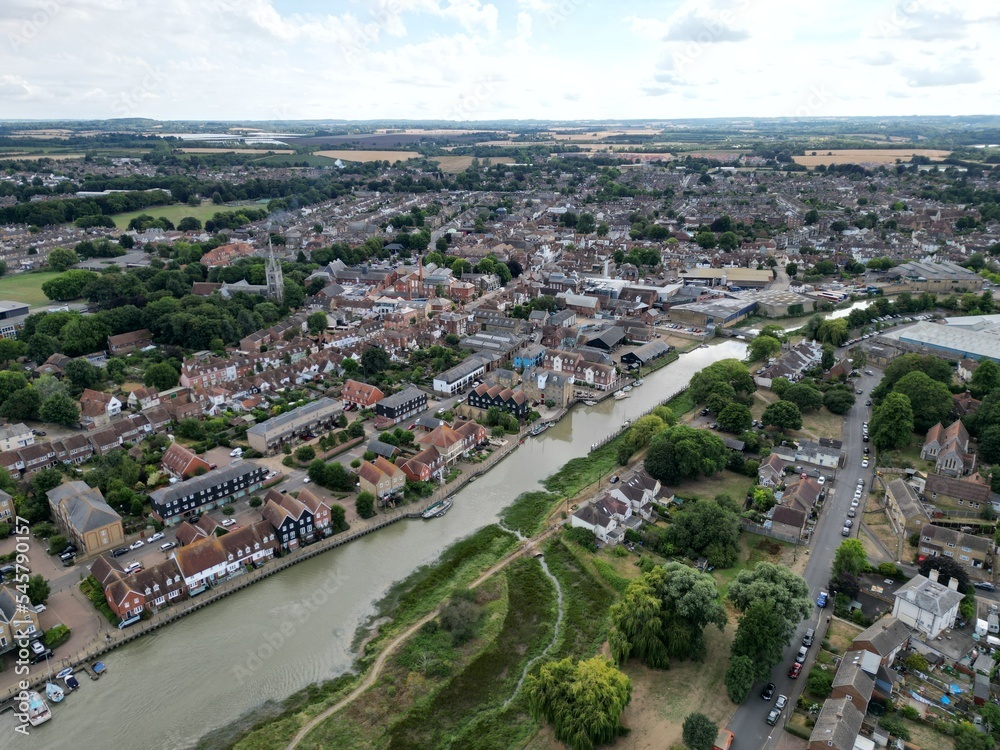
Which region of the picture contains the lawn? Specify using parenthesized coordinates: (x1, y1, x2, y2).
(0, 271, 62, 308)
(878, 436, 935, 472)
(675, 469, 754, 503)
(110, 200, 240, 230)
(713, 534, 798, 598)
(825, 618, 863, 653)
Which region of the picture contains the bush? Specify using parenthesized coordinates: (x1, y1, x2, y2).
(43, 624, 71, 649)
(222, 505, 235, 516)
(248, 497, 262, 508)
(806, 667, 833, 698)
(350, 459, 361, 468)
(356, 492, 376, 519)
(295, 445, 316, 463)
(48, 534, 69, 554)
(564, 526, 598, 552)
(0, 523, 9, 540)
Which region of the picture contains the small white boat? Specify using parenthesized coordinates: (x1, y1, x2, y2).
(25, 690, 51, 726)
(634, 379, 644, 387)
(422, 498, 453, 519)
(614, 391, 628, 400)
(45, 682, 64, 703)
(583, 400, 596, 407)
(622, 385, 633, 392)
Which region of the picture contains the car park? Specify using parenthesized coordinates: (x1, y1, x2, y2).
(761, 682, 776, 700)
(129, 540, 145, 550)
(788, 662, 802, 679)
(148, 532, 165, 543)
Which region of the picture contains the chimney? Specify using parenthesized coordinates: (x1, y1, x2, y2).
(929, 569, 939, 583)
(948, 577, 959, 591)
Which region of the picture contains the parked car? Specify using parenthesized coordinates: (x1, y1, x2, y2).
(841, 525, 851, 536)
(802, 629, 814, 647)
(788, 662, 802, 679)
(975, 582, 997, 591)
(775, 694, 788, 711)
(33, 603, 46, 614)
(761, 682, 776, 701)
(124, 562, 142, 573)
(222, 519, 236, 527)
(766, 707, 781, 726)
(111, 547, 129, 558)
(817, 591, 829, 608)
(160, 542, 177, 551)
(862, 459, 869, 468)
(847, 508, 856, 518)
(230, 448, 243, 457)
(148, 532, 165, 543)
(845, 519, 854, 528)
(795, 646, 809, 663)
(817, 476, 826, 485)
(129, 540, 145, 550)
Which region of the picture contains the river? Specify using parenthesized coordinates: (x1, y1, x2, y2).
(745, 299, 874, 336)
(13, 340, 747, 750)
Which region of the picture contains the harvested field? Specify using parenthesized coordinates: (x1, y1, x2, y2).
(432, 155, 515, 172)
(314, 150, 421, 162)
(0, 153, 85, 161)
(793, 149, 950, 166)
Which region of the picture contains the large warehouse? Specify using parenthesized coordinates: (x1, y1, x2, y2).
(889, 318, 1000, 363)
(668, 298, 758, 329)
(679, 267, 774, 288)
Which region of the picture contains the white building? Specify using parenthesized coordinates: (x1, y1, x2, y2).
(0, 423, 33, 452)
(891, 570, 964, 639)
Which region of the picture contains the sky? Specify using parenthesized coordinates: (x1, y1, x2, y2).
(1, 0, 997, 121)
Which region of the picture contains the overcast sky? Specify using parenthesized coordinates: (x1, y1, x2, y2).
(2, 0, 996, 121)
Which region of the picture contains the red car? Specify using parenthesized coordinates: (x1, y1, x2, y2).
(788, 662, 802, 679)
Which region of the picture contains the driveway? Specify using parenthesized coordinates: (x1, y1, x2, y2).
(726, 367, 882, 748)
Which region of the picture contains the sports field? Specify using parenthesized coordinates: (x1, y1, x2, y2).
(110, 201, 244, 230)
(0, 271, 62, 307)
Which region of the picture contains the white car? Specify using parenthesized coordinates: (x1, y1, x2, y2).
(817, 476, 826, 486)
(230, 448, 243, 458)
(148, 532, 164, 543)
(124, 562, 142, 574)
(221, 519, 236, 527)
(129, 540, 145, 550)
(862, 459, 869, 468)
(302, 477, 311, 484)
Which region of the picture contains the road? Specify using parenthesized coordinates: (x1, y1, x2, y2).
(726, 367, 882, 749)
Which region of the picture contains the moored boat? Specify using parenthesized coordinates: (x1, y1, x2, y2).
(634, 379, 644, 386)
(583, 400, 596, 406)
(622, 385, 633, 392)
(45, 682, 64, 703)
(62, 673, 80, 692)
(613, 391, 628, 400)
(422, 498, 453, 519)
(24, 690, 51, 726)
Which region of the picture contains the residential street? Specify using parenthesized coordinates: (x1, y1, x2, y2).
(726, 366, 882, 749)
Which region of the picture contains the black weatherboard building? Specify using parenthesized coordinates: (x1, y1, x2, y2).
(149, 461, 267, 524)
(375, 386, 427, 425)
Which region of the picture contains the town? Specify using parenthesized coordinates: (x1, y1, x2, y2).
(1, 113, 1000, 750)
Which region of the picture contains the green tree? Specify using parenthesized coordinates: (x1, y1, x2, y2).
(873, 353, 952, 401)
(644, 425, 729, 485)
(47, 247, 80, 272)
(892, 371, 953, 433)
(717, 402, 752, 433)
(667, 499, 742, 568)
(41, 269, 96, 301)
(525, 656, 632, 750)
(39, 392, 79, 426)
(807, 668, 834, 698)
(731, 600, 788, 681)
(762, 400, 802, 430)
(747, 335, 781, 362)
(782, 383, 823, 412)
(823, 388, 856, 415)
(870, 392, 914, 450)
(361, 347, 390, 376)
(355, 491, 376, 519)
(690, 359, 755, 404)
(770, 376, 790, 398)
(27, 574, 50, 605)
(143, 362, 180, 391)
(918, 555, 970, 592)
(347, 420, 365, 439)
(955, 724, 994, 750)
(307, 311, 328, 335)
(971, 360, 1000, 400)
(833, 539, 869, 578)
(785, 262, 798, 276)
(816, 318, 849, 346)
(0, 371, 28, 405)
(727, 562, 811, 641)
(695, 231, 717, 249)
(0, 338, 25, 366)
(683, 713, 718, 750)
(804, 209, 819, 225)
(725, 654, 756, 703)
(295, 445, 316, 463)
(851, 347, 868, 370)
(0, 387, 41, 421)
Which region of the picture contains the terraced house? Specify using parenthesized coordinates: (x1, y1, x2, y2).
(246, 397, 343, 454)
(918, 524, 992, 580)
(356, 457, 406, 502)
(468, 383, 529, 418)
(149, 461, 267, 525)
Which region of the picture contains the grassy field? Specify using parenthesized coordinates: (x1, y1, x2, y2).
(178, 148, 294, 154)
(0, 271, 62, 307)
(542, 430, 630, 498)
(111, 200, 239, 230)
(825, 618, 863, 653)
(792, 149, 950, 166)
(432, 155, 515, 173)
(498, 491, 562, 536)
(0, 153, 85, 161)
(675, 469, 754, 503)
(314, 150, 421, 162)
(878, 436, 934, 472)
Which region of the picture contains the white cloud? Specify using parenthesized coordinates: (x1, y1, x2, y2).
(903, 61, 984, 88)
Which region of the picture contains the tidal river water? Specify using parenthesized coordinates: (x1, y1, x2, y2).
(15, 339, 748, 750)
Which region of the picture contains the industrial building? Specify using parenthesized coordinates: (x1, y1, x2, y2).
(888, 318, 1000, 363)
(678, 267, 774, 288)
(668, 298, 757, 329)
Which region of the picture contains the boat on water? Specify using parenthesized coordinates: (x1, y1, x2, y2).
(634, 379, 644, 387)
(583, 400, 596, 406)
(25, 690, 51, 726)
(531, 422, 552, 436)
(613, 391, 628, 400)
(61, 671, 80, 692)
(422, 498, 453, 519)
(622, 385, 633, 392)
(92, 661, 107, 678)
(45, 682, 64, 703)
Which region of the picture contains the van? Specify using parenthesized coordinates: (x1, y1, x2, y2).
(795, 645, 809, 663)
(802, 628, 815, 647)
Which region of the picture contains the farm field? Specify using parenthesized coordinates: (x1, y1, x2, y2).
(432, 155, 515, 172)
(314, 150, 421, 162)
(793, 149, 950, 166)
(0, 271, 62, 307)
(177, 147, 294, 154)
(0, 153, 85, 161)
(110, 200, 250, 230)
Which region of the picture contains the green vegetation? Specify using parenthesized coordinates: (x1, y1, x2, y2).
(42, 624, 71, 649)
(0, 272, 62, 308)
(542, 430, 630, 497)
(80, 575, 119, 625)
(110, 200, 227, 230)
(356, 525, 519, 659)
(498, 491, 562, 536)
